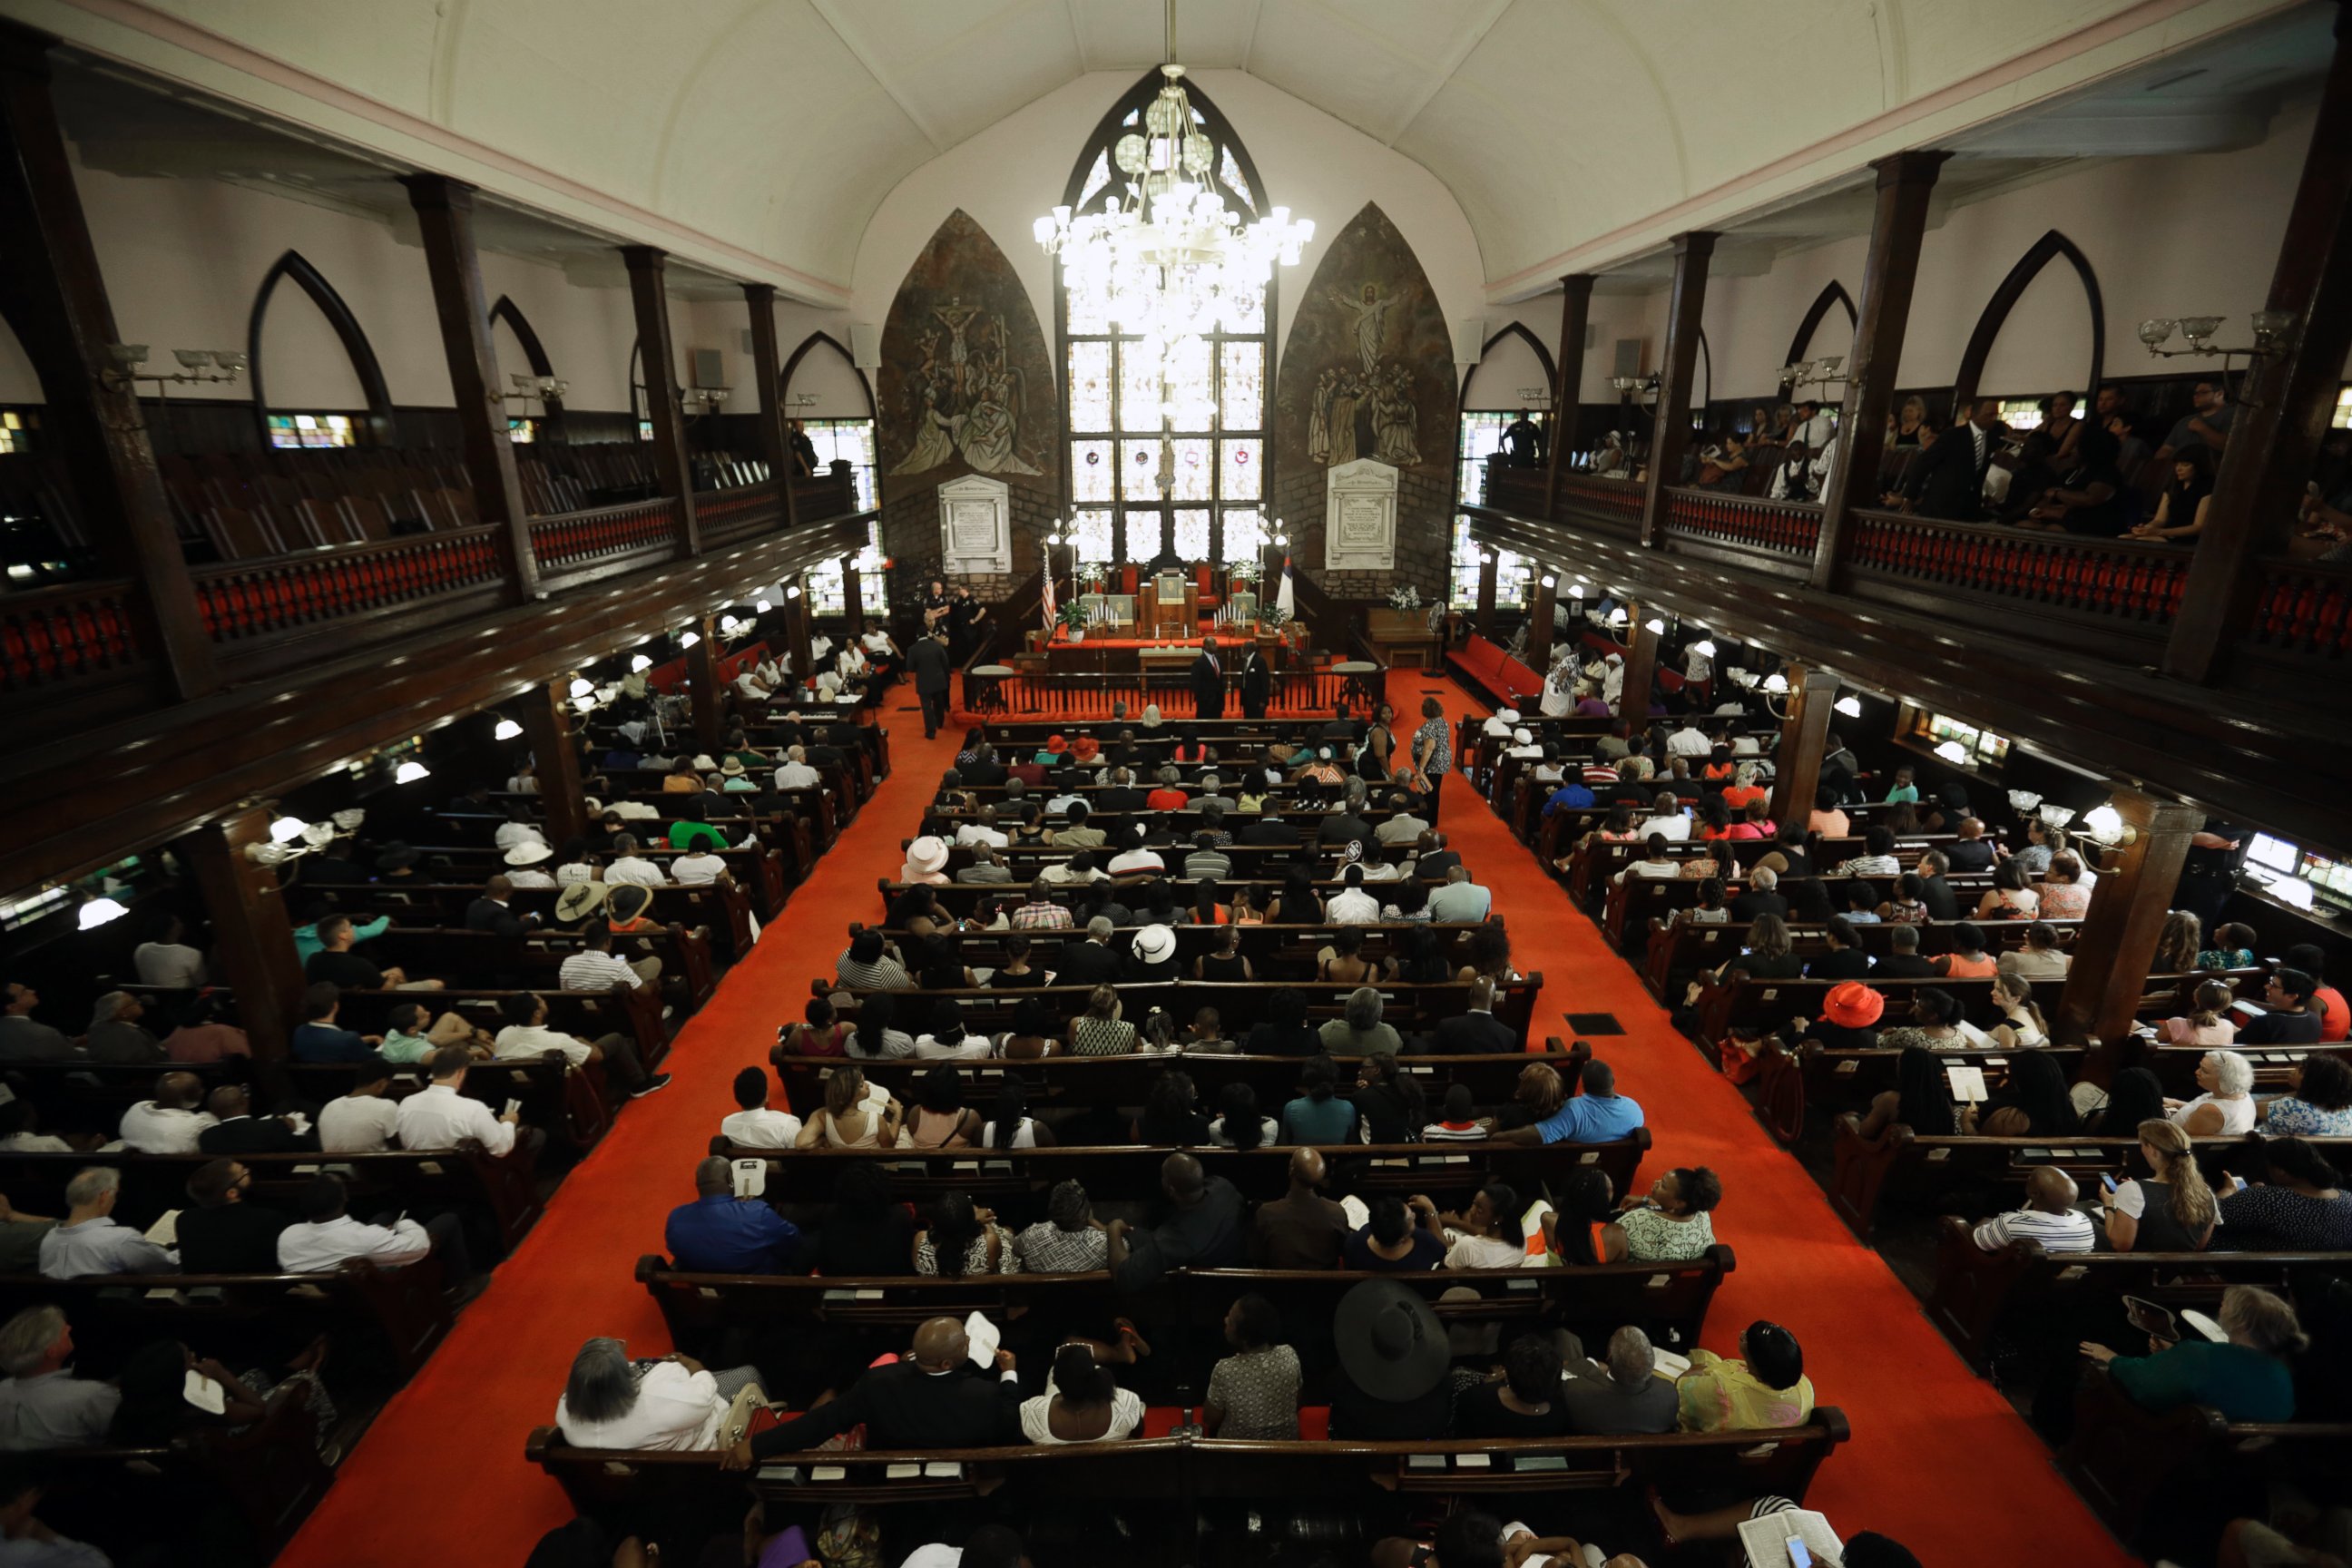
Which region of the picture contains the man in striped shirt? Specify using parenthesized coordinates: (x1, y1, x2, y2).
(1971, 1167, 2094, 1254)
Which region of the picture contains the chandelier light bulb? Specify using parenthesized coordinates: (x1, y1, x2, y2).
(1690, 639, 1716, 658)
(679, 632, 701, 649)
(493, 719, 523, 740)
(269, 815, 308, 844)
(629, 653, 652, 672)
(567, 677, 594, 699)
(1833, 696, 1862, 718)
(77, 896, 129, 931)
(1934, 740, 1968, 765)
(393, 760, 431, 784)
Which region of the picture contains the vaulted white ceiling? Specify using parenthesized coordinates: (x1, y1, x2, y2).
(12, 0, 2318, 302)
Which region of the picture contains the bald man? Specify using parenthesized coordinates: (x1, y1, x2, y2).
(1250, 1147, 1350, 1269)
(1104, 1153, 1246, 1289)
(724, 1313, 1020, 1465)
(1972, 1165, 2095, 1254)
(663, 1156, 801, 1276)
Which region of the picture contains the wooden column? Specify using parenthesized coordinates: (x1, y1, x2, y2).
(842, 561, 866, 646)
(1475, 551, 1500, 641)
(741, 282, 801, 532)
(622, 246, 702, 558)
(2055, 790, 2206, 1054)
(1524, 571, 1558, 678)
(0, 23, 217, 701)
(175, 808, 303, 1061)
(787, 578, 816, 687)
(405, 174, 541, 603)
(1543, 274, 1596, 515)
(2162, 6, 2352, 683)
(686, 616, 724, 750)
(1639, 232, 1716, 548)
(518, 679, 588, 849)
(1768, 669, 1840, 826)
(1616, 610, 1662, 723)
(1810, 151, 1948, 591)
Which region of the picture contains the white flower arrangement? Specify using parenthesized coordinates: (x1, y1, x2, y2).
(1387, 583, 1425, 612)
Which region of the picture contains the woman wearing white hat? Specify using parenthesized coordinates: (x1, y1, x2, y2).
(1127, 926, 1180, 981)
(900, 836, 950, 886)
(504, 840, 557, 889)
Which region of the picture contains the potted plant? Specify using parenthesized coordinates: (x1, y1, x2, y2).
(1057, 601, 1088, 643)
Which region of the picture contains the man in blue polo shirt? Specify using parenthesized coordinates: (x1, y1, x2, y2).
(664, 1157, 801, 1273)
(1541, 775, 1596, 816)
(1491, 1059, 1644, 1145)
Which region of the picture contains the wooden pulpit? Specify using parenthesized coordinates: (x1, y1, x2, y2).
(1137, 573, 1199, 636)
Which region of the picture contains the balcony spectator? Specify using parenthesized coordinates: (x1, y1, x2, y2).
(2155, 376, 2235, 461)
(119, 1072, 217, 1153)
(2128, 445, 2215, 543)
(161, 992, 252, 1064)
(132, 916, 206, 990)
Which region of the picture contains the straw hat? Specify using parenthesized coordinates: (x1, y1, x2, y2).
(606, 883, 653, 923)
(554, 881, 606, 922)
(1132, 925, 1177, 965)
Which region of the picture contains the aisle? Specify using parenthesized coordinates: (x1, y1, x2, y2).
(1404, 671, 2129, 1566)
(276, 700, 965, 1568)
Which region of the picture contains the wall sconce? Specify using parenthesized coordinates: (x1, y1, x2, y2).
(755, 597, 773, 612)
(103, 345, 249, 394)
(2137, 312, 2299, 392)
(76, 894, 129, 930)
(393, 760, 431, 784)
(1538, 573, 1556, 589)
(1779, 357, 1844, 395)
(504, 372, 569, 407)
(1610, 374, 1661, 404)
(1642, 617, 1664, 634)
(678, 631, 701, 649)
(493, 719, 523, 740)
(572, 694, 597, 714)
(1833, 695, 1862, 718)
(567, 677, 594, 700)
(2081, 802, 2140, 848)
(785, 583, 803, 600)
(1607, 607, 1628, 627)
(681, 387, 731, 415)
(1761, 671, 1789, 695)
(1934, 740, 1968, 765)
(629, 653, 653, 672)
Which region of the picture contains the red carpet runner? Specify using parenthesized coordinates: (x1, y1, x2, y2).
(277, 677, 2128, 1568)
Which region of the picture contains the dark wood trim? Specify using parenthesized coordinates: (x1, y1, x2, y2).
(405, 175, 539, 603)
(779, 330, 879, 421)
(1812, 151, 1949, 591)
(0, 23, 220, 703)
(1524, 570, 1558, 677)
(1768, 668, 1839, 826)
(174, 807, 304, 1064)
(2053, 791, 2205, 1054)
(245, 249, 397, 448)
(1475, 550, 1499, 641)
(1779, 280, 1857, 397)
(622, 247, 701, 557)
(1950, 229, 2105, 414)
(2162, 5, 2352, 684)
(1639, 233, 1717, 547)
(488, 292, 566, 442)
(518, 678, 588, 851)
(1544, 275, 1596, 516)
(686, 612, 722, 750)
(1617, 607, 1663, 728)
(742, 283, 799, 531)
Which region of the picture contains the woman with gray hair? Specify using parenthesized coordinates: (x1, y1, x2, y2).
(2081, 1285, 2306, 1422)
(2168, 1050, 2257, 1135)
(1317, 986, 1402, 1056)
(554, 1336, 767, 1451)
(86, 993, 163, 1064)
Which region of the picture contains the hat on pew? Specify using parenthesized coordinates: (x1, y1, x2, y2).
(375, 842, 420, 872)
(906, 837, 950, 876)
(720, 757, 746, 778)
(1132, 925, 1177, 965)
(1334, 1279, 1449, 1401)
(1823, 982, 1884, 1030)
(607, 883, 653, 923)
(554, 881, 607, 923)
(330, 808, 367, 832)
(505, 841, 553, 867)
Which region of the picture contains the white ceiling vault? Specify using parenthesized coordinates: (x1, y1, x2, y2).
(2, 0, 2323, 304)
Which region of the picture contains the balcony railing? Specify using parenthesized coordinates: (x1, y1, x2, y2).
(0, 577, 142, 695)
(1845, 508, 2190, 628)
(695, 482, 782, 550)
(1557, 475, 1644, 530)
(528, 495, 682, 568)
(1661, 487, 1821, 558)
(193, 525, 506, 643)
(2250, 556, 2352, 660)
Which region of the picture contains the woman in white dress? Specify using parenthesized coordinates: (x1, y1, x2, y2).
(1019, 1342, 1145, 1446)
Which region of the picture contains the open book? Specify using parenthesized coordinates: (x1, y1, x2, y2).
(1945, 1064, 1989, 1104)
(963, 1310, 1001, 1369)
(1735, 1508, 1842, 1567)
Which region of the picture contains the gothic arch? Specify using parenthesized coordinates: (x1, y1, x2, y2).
(1457, 321, 1561, 408)
(489, 295, 564, 438)
(1951, 230, 2104, 411)
(245, 250, 394, 447)
(781, 330, 877, 419)
(1780, 280, 1857, 389)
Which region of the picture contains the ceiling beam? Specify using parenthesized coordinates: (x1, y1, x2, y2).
(1384, 0, 1514, 147)
(807, 0, 948, 152)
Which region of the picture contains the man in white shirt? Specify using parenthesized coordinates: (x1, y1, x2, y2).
(1106, 842, 1165, 877)
(718, 1067, 801, 1148)
(1480, 708, 1519, 740)
(0, 1306, 121, 1449)
(1326, 866, 1381, 925)
(1041, 853, 1109, 887)
(558, 930, 651, 992)
(731, 666, 769, 703)
(1664, 721, 1710, 758)
(278, 1172, 476, 1291)
(38, 1169, 177, 1279)
(493, 993, 668, 1098)
(1973, 1168, 2095, 1255)
(773, 747, 821, 790)
(954, 808, 1009, 848)
(318, 1057, 404, 1154)
(1791, 399, 1835, 451)
(604, 835, 669, 887)
(671, 848, 728, 886)
(118, 1073, 217, 1154)
(493, 811, 549, 855)
(1600, 652, 1625, 710)
(396, 1047, 526, 1161)
(1641, 791, 1690, 841)
(132, 916, 206, 989)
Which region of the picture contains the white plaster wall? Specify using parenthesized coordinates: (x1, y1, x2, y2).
(0, 315, 44, 405)
(1459, 329, 1551, 411)
(1495, 290, 1671, 409)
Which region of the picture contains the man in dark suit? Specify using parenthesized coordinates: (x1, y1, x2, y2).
(961, 746, 1006, 788)
(177, 1159, 295, 1273)
(1240, 643, 1271, 719)
(1896, 397, 2002, 521)
(1053, 919, 1123, 986)
(729, 1317, 1021, 1464)
(1412, 833, 1461, 883)
(196, 1086, 315, 1155)
(1916, 849, 1961, 921)
(1240, 813, 1299, 846)
(1191, 637, 1226, 720)
(466, 875, 535, 937)
(1729, 867, 1790, 923)
(1096, 767, 1147, 815)
(1427, 978, 1518, 1054)
(911, 628, 954, 739)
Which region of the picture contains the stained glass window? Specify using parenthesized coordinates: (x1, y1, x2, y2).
(1455, 410, 1516, 514)
(1055, 72, 1275, 572)
(804, 418, 879, 513)
(266, 413, 357, 449)
(1, 408, 41, 455)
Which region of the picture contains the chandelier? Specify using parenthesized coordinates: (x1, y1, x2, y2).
(1034, 58, 1312, 431)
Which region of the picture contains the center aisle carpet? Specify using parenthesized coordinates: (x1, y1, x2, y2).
(276, 701, 966, 1568)
(1404, 671, 2129, 1566)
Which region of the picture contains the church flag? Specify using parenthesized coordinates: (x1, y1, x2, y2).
(1274, 555, 1296, 621)
(1040, 540, 1057, 636)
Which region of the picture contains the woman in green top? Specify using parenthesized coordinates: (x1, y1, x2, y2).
(2081, 1284, 2305, 1423)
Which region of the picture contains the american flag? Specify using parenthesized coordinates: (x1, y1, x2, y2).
(1040, 540, 1057, 635)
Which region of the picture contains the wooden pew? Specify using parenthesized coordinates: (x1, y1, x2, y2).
(817, 978, 1545, 1045)
(1689, 969, 2254, 1045)
(378, 922, 719, 1012)
(1642, 915, 2086, 1002)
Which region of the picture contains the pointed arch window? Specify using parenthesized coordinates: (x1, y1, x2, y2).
(1057, 74, 1275, 570)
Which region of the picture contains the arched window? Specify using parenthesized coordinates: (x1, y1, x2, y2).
(1058, 73, 1274, 571)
